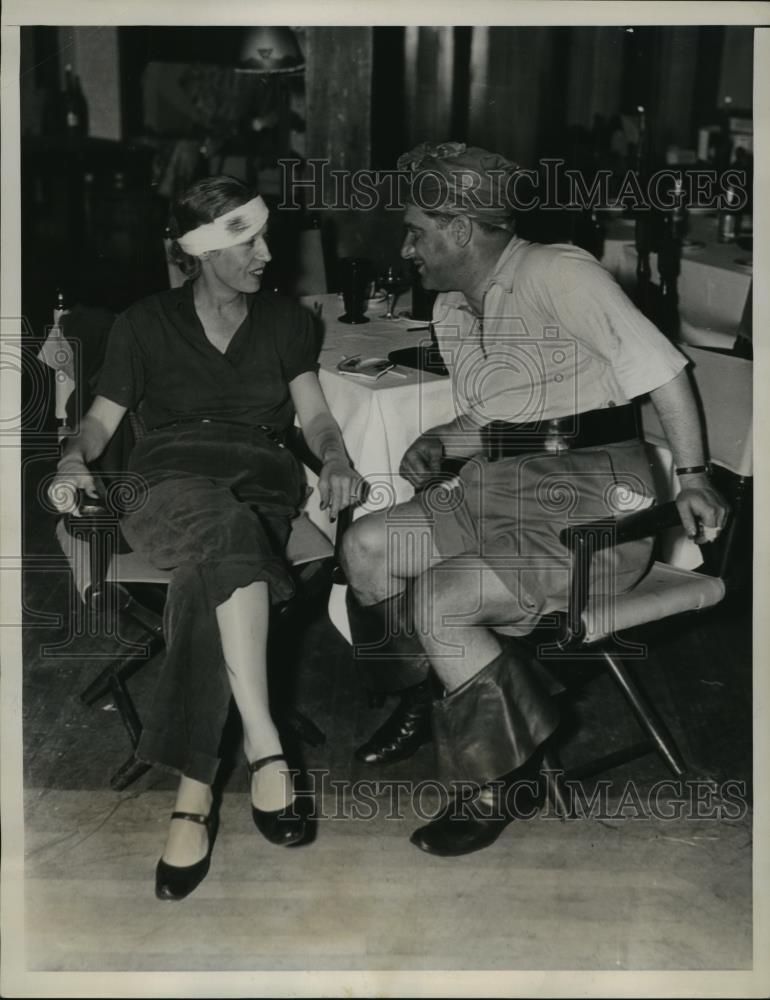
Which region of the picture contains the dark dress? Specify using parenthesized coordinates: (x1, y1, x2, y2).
(95, 282, 318, 782)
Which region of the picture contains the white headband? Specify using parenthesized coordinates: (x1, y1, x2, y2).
(176, 196, 269, 256)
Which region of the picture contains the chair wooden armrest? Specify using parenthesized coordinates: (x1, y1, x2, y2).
(557, 501, 684, 647)
(284, 425, 323, 476)
(559, 500, 682, 549)
(283, 425, 356, 584)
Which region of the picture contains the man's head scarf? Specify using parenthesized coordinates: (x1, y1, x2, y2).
(397, 141, 520, 230)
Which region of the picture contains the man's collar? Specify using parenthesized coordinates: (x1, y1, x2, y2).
(484, 235, 524, 294)
(441, 236, 523, 315)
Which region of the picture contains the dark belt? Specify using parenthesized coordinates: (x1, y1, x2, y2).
(482, 403, 639, 460)
(149, 417, 286, 446)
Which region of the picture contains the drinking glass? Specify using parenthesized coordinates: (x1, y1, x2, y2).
(377, 265, 407, 320)
(338, 258, 370, 324)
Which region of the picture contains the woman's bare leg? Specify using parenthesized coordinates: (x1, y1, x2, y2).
(161, 579, 291, 866)
(215, 581, 293, 813)
(161, 775, 214, 867)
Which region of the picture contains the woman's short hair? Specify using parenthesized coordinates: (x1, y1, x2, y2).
(166, 175, 254, 279)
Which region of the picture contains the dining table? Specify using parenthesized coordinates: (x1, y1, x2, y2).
(297, 291, 456, 637)
(299, 290, 456, 541)
(600, 210, 753, 345)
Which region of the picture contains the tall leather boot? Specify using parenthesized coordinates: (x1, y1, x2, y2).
(410, 642, 560, 856)
(346, 588, 433, 765)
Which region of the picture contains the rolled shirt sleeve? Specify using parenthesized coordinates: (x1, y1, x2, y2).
(279, 306, 320, 383)
(94, 311, 146, 410)
(541, 250, 688, 401)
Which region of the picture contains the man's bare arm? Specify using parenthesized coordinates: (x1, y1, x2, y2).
(648, 370, 730, 540)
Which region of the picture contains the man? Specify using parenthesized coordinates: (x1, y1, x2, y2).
(341, 141, 729, 857)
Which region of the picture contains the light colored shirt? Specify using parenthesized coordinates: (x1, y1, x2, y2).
(433, 237, 687, 427)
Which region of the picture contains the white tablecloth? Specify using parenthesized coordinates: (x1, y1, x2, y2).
(299, 293, 456, 638)
(299, 292, 455, 541)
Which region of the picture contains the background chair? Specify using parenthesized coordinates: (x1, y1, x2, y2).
(44, 302, 349, 790)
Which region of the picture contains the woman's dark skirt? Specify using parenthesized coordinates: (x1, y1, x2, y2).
(121, 422, 304, 784)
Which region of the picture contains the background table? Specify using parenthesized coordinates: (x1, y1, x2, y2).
(601, 212, 753, 344)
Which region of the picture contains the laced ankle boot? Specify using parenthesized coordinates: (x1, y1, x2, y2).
(346, 589, 433, 765)
(354, 677, 433, 764)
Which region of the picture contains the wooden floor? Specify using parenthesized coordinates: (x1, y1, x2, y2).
(5, 445, 758, 989)
(21, 787, 752, 973)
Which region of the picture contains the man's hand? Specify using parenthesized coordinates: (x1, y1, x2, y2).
(399, 431, 445, 489)
(48, 455, 99, 516)
(318, 456, 364, 522)
(675, 473, 730, 543)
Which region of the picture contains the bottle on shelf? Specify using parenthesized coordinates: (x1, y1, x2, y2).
(718, 185, 741, 243)
(671, 176, 689, 243)
(62, 64, 88, 138)
(49, 287, 73, 441)
(53, 286, 70, 327)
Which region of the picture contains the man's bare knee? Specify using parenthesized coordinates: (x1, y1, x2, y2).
(340, 514, 387, 585)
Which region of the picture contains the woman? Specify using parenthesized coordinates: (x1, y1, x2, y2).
(49, 176, 362, 900)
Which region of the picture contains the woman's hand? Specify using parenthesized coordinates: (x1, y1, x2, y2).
(48, 455, 99, 516)
(318, 456, 364, 521)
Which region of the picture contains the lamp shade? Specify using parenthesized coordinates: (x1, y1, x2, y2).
(238, 27, 304, 75)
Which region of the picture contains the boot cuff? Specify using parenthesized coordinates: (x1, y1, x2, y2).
(432, 646, 559, 785)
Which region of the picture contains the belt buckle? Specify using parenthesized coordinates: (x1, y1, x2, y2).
(544, 418, 569, 454)
(260, 424, 284, 448)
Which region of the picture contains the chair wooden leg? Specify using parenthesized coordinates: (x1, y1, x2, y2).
(80, 662, 120, 706)
(541, 748, 569, 819)
(80, 632, 163, 707)
(109, 675, 143, 749)
(602, 651, 686, 778)
(110, 755, 151, 791)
